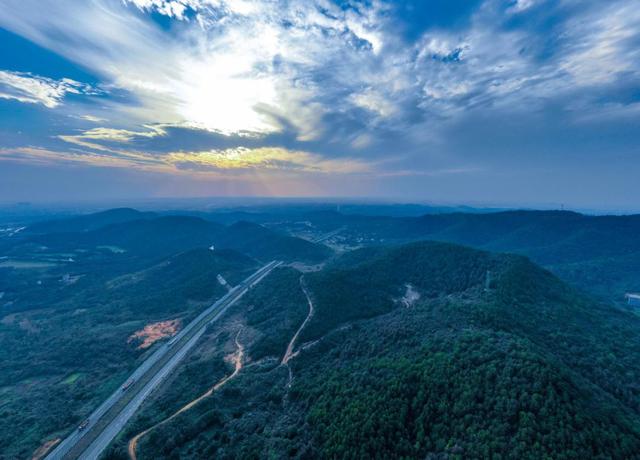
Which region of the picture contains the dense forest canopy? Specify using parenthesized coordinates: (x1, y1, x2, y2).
(2, 207, 640, 459)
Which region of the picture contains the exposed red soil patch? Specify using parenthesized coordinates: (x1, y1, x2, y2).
(128, 319, 180, 349)
(32, 438, 60, 460)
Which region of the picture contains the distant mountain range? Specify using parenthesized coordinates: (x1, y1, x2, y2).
(182, 207, 640, 301)
(19, 209, 331, 264)
(19, 206, 640, 299)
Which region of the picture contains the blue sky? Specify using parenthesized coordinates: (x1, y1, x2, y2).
(0, 0, 639, 209)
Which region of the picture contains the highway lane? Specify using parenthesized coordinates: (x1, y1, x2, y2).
(45, 261, 281, 460)
(47, 338, 174, 459)
(72, 260, 281, 459)
(82, 325, 209, 460)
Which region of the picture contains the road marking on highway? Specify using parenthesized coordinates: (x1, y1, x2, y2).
(45, 261, 281, 460)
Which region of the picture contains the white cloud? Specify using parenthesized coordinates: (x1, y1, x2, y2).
(0, 0, 395, 137)
(1, 0, 639, 162)
(350, 88, 398, 118)
(167, 146, 371, 173)
(0, 143, 370, 176)
(507, 0, 539, 14)
(58, 125, 168, 152)
(558, 2, 640, 87)
(79, 115, 107, 123)
(0, 70, 97, 108)
(64, 126, 167, 143)
(126, 0, 260, 19)
(126, 0, 190, 19)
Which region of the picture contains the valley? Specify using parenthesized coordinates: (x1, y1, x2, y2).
(1, 205, 640, 459)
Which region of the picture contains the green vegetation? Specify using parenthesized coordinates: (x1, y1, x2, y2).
(303, 332, 639, 459)
(270, 209, 640, 301)
(25, 208, 156, 234)
(242, 267, 310, 361)
(126, 240, 640, 459)
(61, 372, 83, 385)
(0, 259, 57, 269)
(20, 215, 331, 264)
(0, 246, 256, 459)
(105, 268, 307, 460)
(4, 207, 640, 459)
(303, 241, 504, 341)
(215, 221, 332, 263)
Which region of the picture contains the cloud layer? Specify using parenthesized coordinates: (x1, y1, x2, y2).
(0, 70, 98, 108)
(1, 0, 639, 207)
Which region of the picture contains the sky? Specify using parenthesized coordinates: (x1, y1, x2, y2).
(0, 0, 639, 209)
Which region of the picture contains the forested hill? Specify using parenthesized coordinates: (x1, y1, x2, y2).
(290, 209, 640, 264)
(298, 242, 640, 458)
(395, 211, 640, 299)
(128, 240, 640, 459)
(16, 213, 331, 263)
(402, 211, 640, 264)
(214, 221, 332, 262)
(302, 241, 509, 341)
(24, 208, 157, 234)
(240, 208, 640, 299)
(20, 207, 640, 298)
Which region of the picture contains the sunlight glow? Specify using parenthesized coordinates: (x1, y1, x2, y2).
(174, 25, 281, 135)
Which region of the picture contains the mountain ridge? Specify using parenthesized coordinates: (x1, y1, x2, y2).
(121, 239, 640, 459)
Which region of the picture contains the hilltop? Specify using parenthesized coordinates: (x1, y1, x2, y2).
(121, 240, 640, 459)
(208, 208, 640, 300)
(25, 208, 157, 234)
(11, 212, 331, 265)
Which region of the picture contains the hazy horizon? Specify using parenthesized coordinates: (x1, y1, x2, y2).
(1, 196, 639, 217)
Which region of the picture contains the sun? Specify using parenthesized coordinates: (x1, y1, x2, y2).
(174, 26, 281, 135)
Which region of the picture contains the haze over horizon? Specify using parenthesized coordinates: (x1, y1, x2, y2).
(1, 0, 639, 210)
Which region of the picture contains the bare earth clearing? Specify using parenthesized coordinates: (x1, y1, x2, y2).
(128, 320, 181, 349)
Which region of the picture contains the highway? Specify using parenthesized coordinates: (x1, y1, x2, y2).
(45, 261, 281, 460)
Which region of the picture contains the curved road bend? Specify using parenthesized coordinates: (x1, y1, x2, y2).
(128, 329, 245, 460)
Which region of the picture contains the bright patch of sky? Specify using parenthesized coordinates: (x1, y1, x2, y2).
(0, 0, 639, 208)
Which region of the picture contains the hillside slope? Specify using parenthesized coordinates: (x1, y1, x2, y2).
(287, 209, 640, 299)
(0, 247, 258, 460)
(25, 208, 156, 234)
(124, 241, 640, 459)
(216, 221, 332, 263)
(18, 214, 331, 264)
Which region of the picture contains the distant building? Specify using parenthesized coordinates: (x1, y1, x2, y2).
(625, 293, 640, 307)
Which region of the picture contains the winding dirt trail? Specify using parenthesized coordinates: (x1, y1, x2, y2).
(281, 277, 315, 387)
(128, 330, 245, 460)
